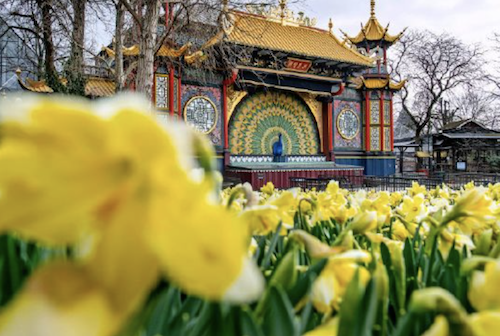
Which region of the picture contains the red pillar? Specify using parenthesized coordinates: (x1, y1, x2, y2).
(328, 101, 334, 161)
(177, 67, 182, 118)
(166, 2, 175, 117)
(390, 92, 394, 150)
(322, 100, 334, 161)
(365, 91, 371, 151)
(168, 66, 175, 117)
(380, 91, 384, 152)
(222, 84, 230, 166)
(152, 74, 156, 106)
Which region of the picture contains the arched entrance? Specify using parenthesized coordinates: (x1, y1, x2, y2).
(229, 91, 320, 155)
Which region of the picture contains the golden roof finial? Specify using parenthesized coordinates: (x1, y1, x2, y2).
(370, 0, 376, 18)
(222, 0, 228, 12)
(279, 0, 287, 22)
(328, 18, 333, 33)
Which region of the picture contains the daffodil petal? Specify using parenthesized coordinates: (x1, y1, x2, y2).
(0, 263, 119, 336)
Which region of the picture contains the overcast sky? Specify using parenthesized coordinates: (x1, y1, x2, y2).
(88, 0, 500, 53)
(291, 0, 499, 46)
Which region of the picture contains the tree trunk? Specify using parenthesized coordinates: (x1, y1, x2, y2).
(67, 0, 87, 95)
(37, 0, 65, 93)
(135, 0, 160, 99)
(115, 2, 125, 92)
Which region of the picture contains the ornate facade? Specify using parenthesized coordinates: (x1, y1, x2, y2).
(18, 0, 406, 182)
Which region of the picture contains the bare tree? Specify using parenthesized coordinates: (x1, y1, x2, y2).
(65, 0, 87, 95)
(390, 30, 484, 140)
(489, 33, 500, 99)
(1, 0, 103, 94)
(445, 88, 498, 128)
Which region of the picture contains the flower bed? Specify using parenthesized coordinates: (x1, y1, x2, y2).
(0, 96, 499, 336)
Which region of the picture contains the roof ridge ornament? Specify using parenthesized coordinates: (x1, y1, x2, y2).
(371, 0, 376, 18)
(328, 18, 333, 34)
(279, 0, 286, 23)
(244, 2, 317, 27)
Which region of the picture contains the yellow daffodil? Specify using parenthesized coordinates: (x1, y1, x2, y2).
(441, 188, 493, 237)
(310, 250, 371, 313)
(269, 190, 298, 227)
(0, 263, 118, 336)
(350, 210, 378, 234)
(289, 230, 345, 260)
(241, 204, 283, 235)
(468, 259, 500, 312)
(399, 194, 428, 223)
(361, 192, 391, 227)
(390, 191, 404, 207)
(469, 311, 500, 336)
(392, 220, 410, 241)
(408, 181, 427, 196)
(0, 95, 264, 336)
(332, 205, 357, 225)
(261, 181, 275, 196)
(421, 315, 449, 336)
(438, 229, 475, 259)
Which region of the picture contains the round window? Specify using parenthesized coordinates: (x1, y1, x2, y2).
(184, 96, 218, 134)
(337, 108, 360, 140)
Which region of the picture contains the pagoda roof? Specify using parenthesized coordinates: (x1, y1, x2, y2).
(352, 76, 406, 91)
(225, 11, 374, 67)
(343, 0, 405, 47)
(102, 43, 192, 58)
(17, 71, 115, 97)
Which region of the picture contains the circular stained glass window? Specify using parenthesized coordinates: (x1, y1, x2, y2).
(184, 96, 218, 134)
(337, 108, 360, 140)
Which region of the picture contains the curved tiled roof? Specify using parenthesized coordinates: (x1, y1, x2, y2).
(343, 0, 405, 46)
(225, 12, 374, 67)
(18, 75, 115, 97)
(353, 76, 406, 91)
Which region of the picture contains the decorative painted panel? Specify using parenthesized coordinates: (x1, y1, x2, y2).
(384, 101, 391, 125)
(370, 100, 380, 124)
(181, 84, 222, 147)
(229, 91, 320, 155)
(155, 74, 168, 110)
(298, 93, 323, 148)
(334, 100, 362, 150)
(338, 88, 360, 100)
(184, 97, 218, 134)
(384, 127, 391, 151)
(370, 128, 380, 151)
(337, 109, 359, 139)
(173, 77, 179, 114)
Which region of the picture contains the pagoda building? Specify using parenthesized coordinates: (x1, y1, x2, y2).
(17, 0, 406, 188)
(338, 0, 406, 175)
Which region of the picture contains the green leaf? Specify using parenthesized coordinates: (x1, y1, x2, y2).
(298, 301, 314, 335)
(163, 295, 204, 335)
(392, 311, 418, 336)
(240, 308, 265, 336)
(268, 247, 299, 291)
(262, 286, 299, 336)
(359, 279, 379, 336)
(287, 258, 327, 306)
(338, 269, 365, 336)
(146, 285, 180, 336)
(260, 222, 283, 270)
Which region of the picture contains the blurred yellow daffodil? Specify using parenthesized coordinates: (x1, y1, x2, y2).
(0, 95, 264, 336)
